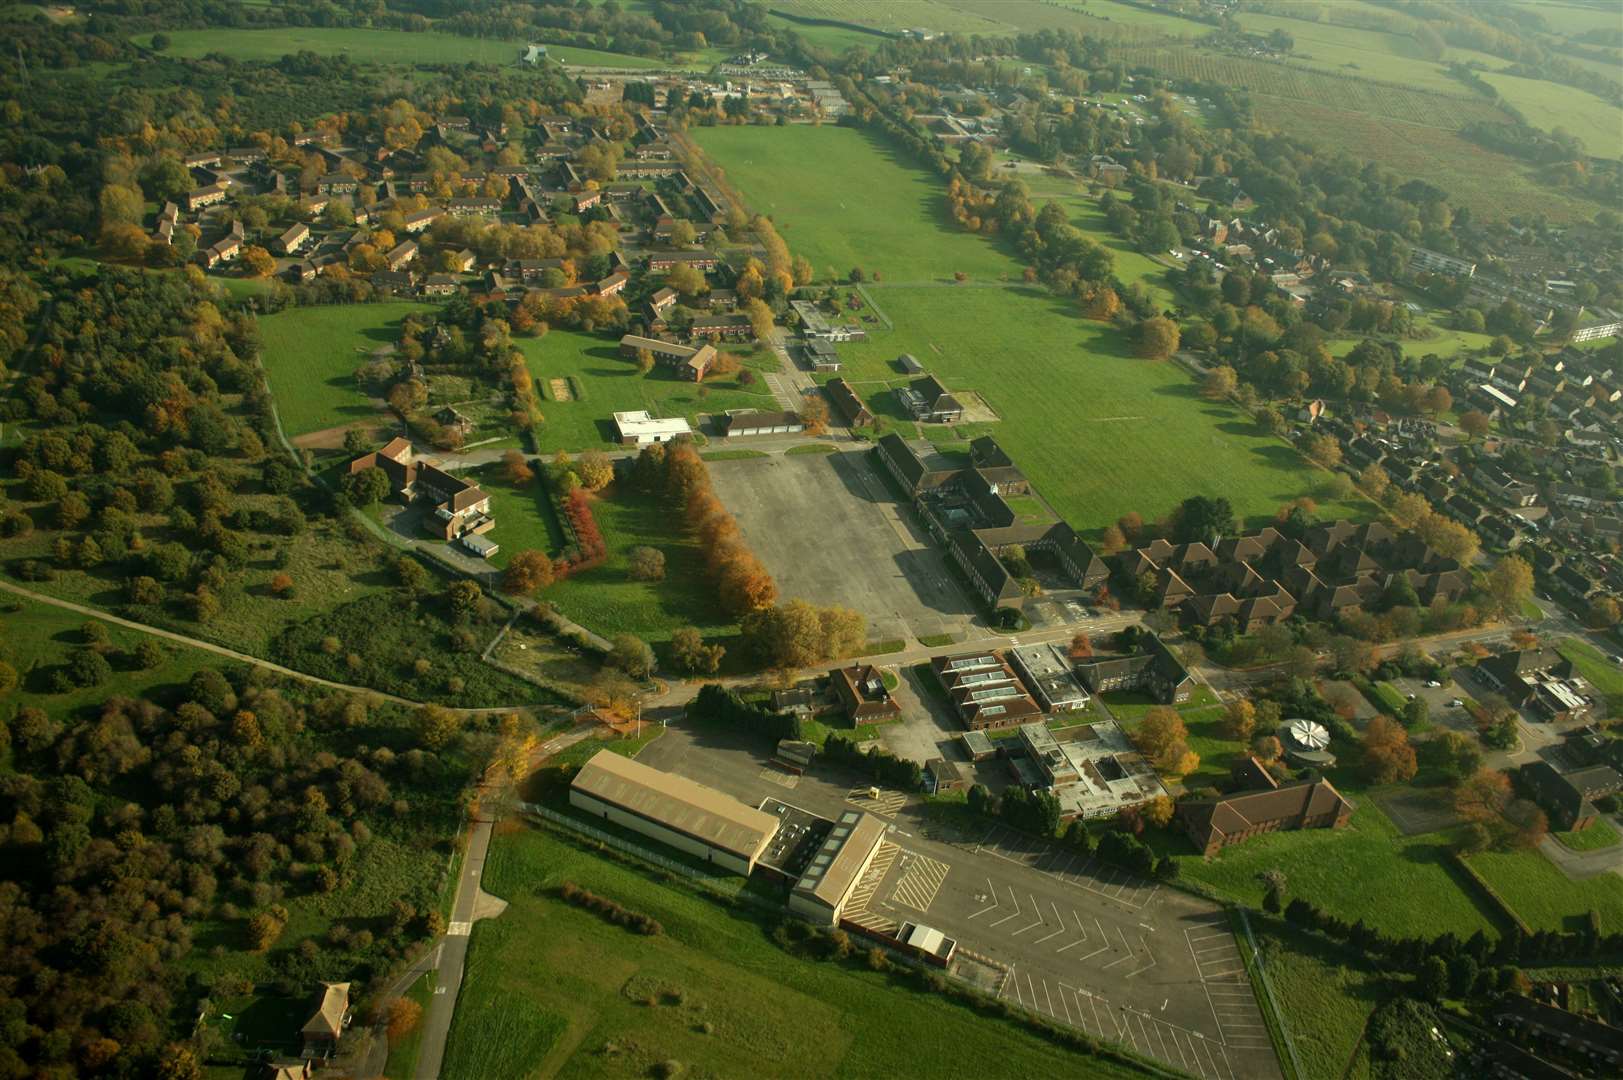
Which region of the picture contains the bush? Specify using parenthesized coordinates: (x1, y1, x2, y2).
(557, 881, 663, 935)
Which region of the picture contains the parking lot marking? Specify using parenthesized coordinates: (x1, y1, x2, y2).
(1055, 911, 1091, 953)
(1125, 935, 1158, 978)
(757, 766, 800, 788)
(989, 887, 1022, 927)
(967, 876, 999, 919)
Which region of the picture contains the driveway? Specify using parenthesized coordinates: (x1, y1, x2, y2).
(875, 662, 965, 764)
(1539, 826, 1623, 882)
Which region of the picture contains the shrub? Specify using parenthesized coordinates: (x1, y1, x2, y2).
(557, 881, 663, 935)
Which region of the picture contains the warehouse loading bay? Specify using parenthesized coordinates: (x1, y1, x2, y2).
(637, 727, 1282, 1080)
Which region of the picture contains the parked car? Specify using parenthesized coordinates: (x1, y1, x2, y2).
(1425, 680, 1442, 688)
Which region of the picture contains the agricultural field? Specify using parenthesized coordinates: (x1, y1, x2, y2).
(440, 825, 1160, 1080)
(692, 126, 1017, 284)
(1233, 11, 1472, 96)
(1466, 848, 1623, 933)
(1255, 923, 1383, 1080)
(1153, 784, 1500, 941)
(766, 14, 886, 55)
(259, 301, 432, 438)
(766, 0, 1005, 35)
(133, 28, 669, 69)
(695, 125, 1362, 532)
(1117, 46, 1509, 129)
(1248, 96, 1605, 224)
(1481, 71, 1623, 159)
(516, 329, 779, 452)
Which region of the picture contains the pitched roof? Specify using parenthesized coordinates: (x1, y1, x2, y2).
(1181, 780, 1351, 848)
(571, 750, 779, 860)
(300, 982, 350, 1038)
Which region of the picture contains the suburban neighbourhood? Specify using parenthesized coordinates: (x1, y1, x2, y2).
(1, 3, 1621, 1080)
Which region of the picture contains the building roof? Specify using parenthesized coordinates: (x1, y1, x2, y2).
(719, 410, 803, 434)
(791, 810, 886, 908)
(612, 410, 692, 441)
(1180, 779, 1351, 849)
(300, 982, 350, 1039)
(572, 749, 779, 860)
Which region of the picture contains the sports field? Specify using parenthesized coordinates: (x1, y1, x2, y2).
(692, 126, 1017, 284)
(515, 329, 779, 452)
(440, 824, 1159, 1080)
(134, 28, 669, 69)
(259, 301, 431, 437)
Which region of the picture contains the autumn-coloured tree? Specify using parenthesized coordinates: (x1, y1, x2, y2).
(1458, 410, 1491, 440)
(503, 550, 555, 595)
(1415, 511, 1480, 565)
(636, 347, 654, 374)
(1588, 595, 1621, 629)
(415, 704, 461, 749)
(745, 297, 775, 340)
(1359, 463, 1390, 500)
(664, 442, 708, 499)
(1132, 707, 1187, 766)
(1117, 512, 1144, 541)
(1068, 632, 1093, 659)
(269, 572, 293, 596)
(718, 554, 778, 615)
(1143, 794, 1175, 828)
(577, 450, 613, 491)
(1202, 365, 1238, 400)
(1133, 316, 1180, 361)
(1098, 524, 1127, 554)
(627, 545, 666, 582)
(1387, 491, 1429, 529)
(1250, 734, 1283, 763)
(801, 395, 830, 436)
(1362, 715, 1417, 784)
(1304, 434, 1342, 469)
(502, 449, 535, 486)
(670, 627, 725, 674)
(240, 245, 276, 278)
(1220, 698, 1256, 741)
(1484, 555, 1533, 618)
(386, 997, 423, 1043)
(1082, 286, 1120, 321)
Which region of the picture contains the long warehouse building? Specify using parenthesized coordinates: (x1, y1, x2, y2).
(570, 750, 780, 875)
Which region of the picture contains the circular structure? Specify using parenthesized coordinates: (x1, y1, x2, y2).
(1278, 718, 1337, 768)
(1288, 719, 1330, 752)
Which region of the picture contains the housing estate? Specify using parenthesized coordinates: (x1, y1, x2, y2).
(347, 438, 493, 541)
(875, 434, 1107, 613)
(1122, 520, 1470, 632)
(824, 378, 873, 428)
(1178, 776, 1353, 857)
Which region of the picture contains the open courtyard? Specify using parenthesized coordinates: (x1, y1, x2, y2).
(705, 449, 981, 644)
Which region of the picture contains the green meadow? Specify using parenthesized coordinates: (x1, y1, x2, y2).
(135, 28, 670, 69)
(259, 301, 432, 437)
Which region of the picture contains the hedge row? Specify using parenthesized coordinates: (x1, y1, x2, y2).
(558, 881, 663, 935)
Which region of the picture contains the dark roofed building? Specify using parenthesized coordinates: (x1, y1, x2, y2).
(898, 374, 964, 423)
(824, 378, 873, 428)
(1492, 994, 1623, 1074)
(1179, 779, 1353, 857)
(832, 665, 902, 724)
(1520, 761, 1622, 831)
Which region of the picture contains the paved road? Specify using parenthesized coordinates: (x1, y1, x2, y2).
(412, 724, 598, 1079)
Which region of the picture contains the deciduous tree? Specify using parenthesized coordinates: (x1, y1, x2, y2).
(503, 550, 555, 595)
(1362, 715, 1417, 784)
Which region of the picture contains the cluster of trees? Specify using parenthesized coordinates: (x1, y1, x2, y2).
(739, 600, 866, 671)
(687, 684, 798, 742)
(638, 440, 778, 617)
(1454, 766, 1548, 854)
(1129, 706, 1201, 779)
(822, 732, 921, 791)
(557, 880, 663, 935)
(963, 783, 1178, 879)
(0, 662, 464, 1076)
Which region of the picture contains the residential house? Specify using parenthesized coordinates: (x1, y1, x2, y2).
(401, 208, 442, 233)
(277, 223, 310, 255)
(422, 274, 459, 297)
(186, 183, 229, 212)
(689, 312, 754, 340)
(385, 240, 418, 271)
(930, 652, 1044, 730)
(647, 250, 718, 273)
(299, 982, 351, 1057)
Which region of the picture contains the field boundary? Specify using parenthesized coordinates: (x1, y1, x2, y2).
(1233, 908, 1304, 1080)
(1452, 852, 1534, 936)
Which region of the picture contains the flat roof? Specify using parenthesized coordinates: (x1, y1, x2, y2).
(613, 410, 692, 438)
(571, 750, 779, 860)
(792, 810, 886, 908)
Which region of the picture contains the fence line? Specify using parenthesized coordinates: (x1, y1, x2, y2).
(1235, 907, 1306, 1080)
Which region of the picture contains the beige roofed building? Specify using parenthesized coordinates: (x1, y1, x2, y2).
(300, 982, 350, 1053)
(569, 750, 779, 875)
(788, 810, 887, 925)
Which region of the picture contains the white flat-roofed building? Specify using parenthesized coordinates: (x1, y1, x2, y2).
(569, 750, 780, 875)
(612, 410, 692, 446)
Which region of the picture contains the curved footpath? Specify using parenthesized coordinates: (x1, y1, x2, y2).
(0, 579, 538, 714)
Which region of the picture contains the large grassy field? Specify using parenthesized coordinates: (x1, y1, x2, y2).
(765, 0, 1005, 34)
(134, 28, 670, 69)
(836, 284, 1364, 530)
(692, 125, 1018, 284)
(259, 302, 432, 437)
(1467, 848, 1623, 933)
(1155, 784, 1501, 941)
(440, 824, 1160, 1080)
(694, 125, 1362, 532)
(1482, 71, 1623, 160)
(517, 329, 779, 453)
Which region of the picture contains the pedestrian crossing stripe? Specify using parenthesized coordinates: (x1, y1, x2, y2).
(447, 921, 471, 936)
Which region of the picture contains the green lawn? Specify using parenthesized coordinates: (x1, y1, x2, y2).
(1255, 922, 1381, 1080)
(766, 13, 886, 55)
(1558, 637, 1623, 718)
(518, 330, 778, 453)
(259, 302, 432, 437)
(1555, 821, 1621, 853)
(463, 463, 565, 570)
(692, 125, 1019, 284)
(440, 825, 1160, 1080)
(135, 28, 672, 69)
(1158, 784, 1500, 940)
(1466, 848, 1623, 933)
(543, 482, 734, 645)
(1481, 71, 1623, 159)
